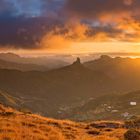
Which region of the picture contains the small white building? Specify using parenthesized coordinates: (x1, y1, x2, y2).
(130, 102, 137, 106)
(111, 110, 119, 113)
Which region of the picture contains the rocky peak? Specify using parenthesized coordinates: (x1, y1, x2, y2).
(73, 57, 81, 65)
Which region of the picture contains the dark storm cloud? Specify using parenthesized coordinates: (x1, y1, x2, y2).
(0, 0, 140, 49)
(64, 0, 138, 19)
(86, 25, 123, 38)
(0, 16, 64, 49)
(0, 0, 65, 49)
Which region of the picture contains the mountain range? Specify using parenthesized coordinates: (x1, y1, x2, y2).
(0, 53, 69, 69)
(0, 58, 113, 117)
(0, 54, 140, 120)
(0, 58, 48, 71)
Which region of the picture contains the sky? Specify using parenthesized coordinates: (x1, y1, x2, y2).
(1, 0, 140, 55)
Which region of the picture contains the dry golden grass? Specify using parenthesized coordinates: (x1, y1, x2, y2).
(0, 104, 127, 140)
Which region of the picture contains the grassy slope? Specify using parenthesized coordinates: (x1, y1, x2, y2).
(0, 104, 126, 140)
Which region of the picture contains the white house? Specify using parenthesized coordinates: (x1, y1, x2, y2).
(130, 102, 137, 106)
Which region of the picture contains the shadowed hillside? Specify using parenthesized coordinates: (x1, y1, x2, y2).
(63, 90, 140, 121)
(84, 55, 140, 91)
(0, 58, 114, 118)
(1, 56, 140, 119)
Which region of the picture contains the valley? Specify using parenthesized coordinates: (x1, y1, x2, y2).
(0, 54, 140, 121)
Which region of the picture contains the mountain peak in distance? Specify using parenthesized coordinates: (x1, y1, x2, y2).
(72, 57, 81, 65)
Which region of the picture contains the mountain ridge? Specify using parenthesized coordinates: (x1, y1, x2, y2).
(0, 52, 69, 69)
(0, 60, 114, 118)
(1, 56, 140, 120)
(0, 58, 48, 71)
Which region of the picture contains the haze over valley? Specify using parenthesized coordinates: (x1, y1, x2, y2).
(2, 0, 140, 139)
(0, 53, 140, 122)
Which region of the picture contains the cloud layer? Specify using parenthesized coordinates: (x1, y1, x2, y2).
(0, 0, 140, 50)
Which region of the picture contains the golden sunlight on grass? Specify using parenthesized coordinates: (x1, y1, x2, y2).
(0, 104, 134, 140)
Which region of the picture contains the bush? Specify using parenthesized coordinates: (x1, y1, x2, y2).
(125, 118, 140, 129)
(0, 112, 15, 117)
(124, 129, 140, 140)
(87, 130, 100, 135)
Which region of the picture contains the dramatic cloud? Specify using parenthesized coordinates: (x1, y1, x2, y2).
(64, 0, 138, 19)
(0, 17, 62, 49)
(40, 21, 89, 50)
(0, 0, 140, 50)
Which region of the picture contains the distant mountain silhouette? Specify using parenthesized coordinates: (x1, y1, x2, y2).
(73, 57, 81, 65)
(0, 58, 48, 71)
(0, 58, 113, 117)
(0, 53, 20, 61)
(84, 55, 140, 91)
(1, 56, 140, 119)
(84, 55, 140, 77)
(0, 53, 69, 69)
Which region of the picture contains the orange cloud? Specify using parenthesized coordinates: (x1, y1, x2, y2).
(124, 0, 134, 5)
(41, 30, 72, 50)
(40, 21, 89, 50)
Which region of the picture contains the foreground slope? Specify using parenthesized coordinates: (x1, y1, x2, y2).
(0, 104, 126, 140)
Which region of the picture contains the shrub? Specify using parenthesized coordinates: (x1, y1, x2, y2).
(124, 129, 140, 140)
(125, 118, 140, 129)
(0, 112, 15, 117)
(87, 130, 100, 135)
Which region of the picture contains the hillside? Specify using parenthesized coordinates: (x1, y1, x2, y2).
(1, 56, 140, 120)
(84, 55, 140, 81)
(0, 56, 140, 120)
(0, 104, 126, 140)
(0, 90, 21, 107)
(0, 59, 114, 118)
(64, 90, 140, 121)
